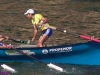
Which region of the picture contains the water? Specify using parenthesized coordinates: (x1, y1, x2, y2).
(0, 0, 100, 75)
(0, 62, 100, 75)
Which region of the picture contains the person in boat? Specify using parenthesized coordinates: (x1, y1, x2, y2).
(0, 35, 11, 48)
(24, 9, 53, 47)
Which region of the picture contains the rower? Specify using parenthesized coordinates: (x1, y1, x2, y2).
(0, 35, 12, 48)
(24, 9, 53, 47)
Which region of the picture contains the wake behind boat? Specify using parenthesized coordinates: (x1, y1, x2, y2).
(0, 41, 100, 66)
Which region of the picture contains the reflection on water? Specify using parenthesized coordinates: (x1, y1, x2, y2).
(0, 62, 100, 75)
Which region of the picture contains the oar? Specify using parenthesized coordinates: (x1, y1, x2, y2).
(1, 64, 16, 73)
(3, 36, 33, 44)
(44, 25, 100, 43)
(5, 45, 64, 72)
(9, 38, 33, 44)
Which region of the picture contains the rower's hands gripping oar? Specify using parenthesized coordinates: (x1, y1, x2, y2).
(5, 44, 64, 72)
(3, 37, 34, 45)
(1, 36, 30, 44)
(10, 38, 33, 44)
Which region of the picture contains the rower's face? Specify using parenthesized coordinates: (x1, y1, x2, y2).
(27, 14, 33, 19)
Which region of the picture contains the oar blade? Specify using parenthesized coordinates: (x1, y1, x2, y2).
(47, 63, 64, 72)
(1, 64, 16, 73)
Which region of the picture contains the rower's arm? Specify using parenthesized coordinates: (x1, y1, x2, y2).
(32, 25, 38, 40)
(41, 17, 48, 24)
(38, 17, 48, 26)
(0, 38, 4, 41)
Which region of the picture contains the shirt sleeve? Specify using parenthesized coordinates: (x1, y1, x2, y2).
(32, 14, 43, 25)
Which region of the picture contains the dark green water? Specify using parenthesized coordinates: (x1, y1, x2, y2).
(0, 62, 100, 75)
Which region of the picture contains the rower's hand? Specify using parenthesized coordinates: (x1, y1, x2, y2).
(3, 44, 13, 49)
(37, 20, 44, 26)
(32, 37, 35, 42)
(7, 45, 13, 49)
(38, 22, 42, 25)
(5, 36, 9, 40)
(37, 23, 43, 27)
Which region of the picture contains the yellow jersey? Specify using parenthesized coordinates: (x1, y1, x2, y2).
(31, 14, 49, 31)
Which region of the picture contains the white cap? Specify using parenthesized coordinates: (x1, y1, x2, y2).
(24, 9, 34, 15)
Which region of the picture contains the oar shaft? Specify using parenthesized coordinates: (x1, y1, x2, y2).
(9, 38, 33, 45)
(45, 25, 100, 43)
(44, 25, 80, 36)
(56, 28, 80, 36)
(11, 47, 64, 72)
(12, 47, 46, 64)
(2, 37, 29, 44)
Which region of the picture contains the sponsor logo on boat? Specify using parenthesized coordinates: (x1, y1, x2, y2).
(42, 49, 48, 54)
(5, 50, 35, 56)
(49, 47, 72, 53)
